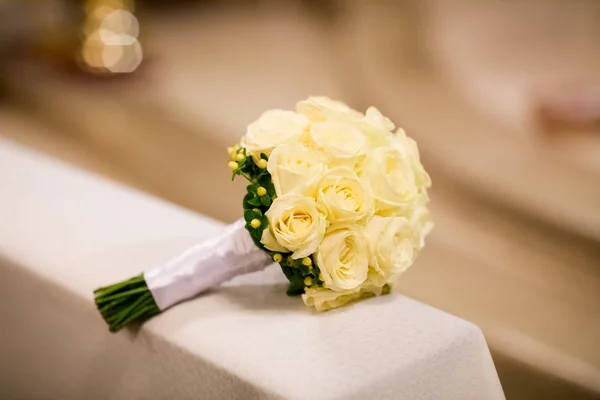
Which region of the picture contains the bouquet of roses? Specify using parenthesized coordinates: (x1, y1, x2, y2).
(94, 97, 432, 332)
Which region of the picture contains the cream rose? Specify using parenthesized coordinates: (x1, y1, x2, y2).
(302, 277, 389, 311)
(365, 216, 419, 284)
(315, 168, 374, 226)
(315, 227, 369, 291)
(267, 143, 329, 197)
(361, 146, 418, 216)
(296, 96, 363, 122)
(409, 204, 433, 249)
(310, 120, 366, 167)
(392, 128, 431, 192)
(355, 107, 396, 152)
(301, 286, 377, 312)
(242, 109, 309, 160)
(363, 106, 395, 132)
(261, 193, 327, 259)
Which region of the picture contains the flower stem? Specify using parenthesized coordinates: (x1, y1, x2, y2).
(94, 273, 161, 333)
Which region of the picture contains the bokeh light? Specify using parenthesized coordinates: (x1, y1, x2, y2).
(79, 0, 142, 75)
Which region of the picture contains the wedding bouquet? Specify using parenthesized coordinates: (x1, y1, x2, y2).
(94, 97, 432, 332)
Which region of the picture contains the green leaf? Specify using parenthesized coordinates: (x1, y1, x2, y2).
(299, 264, 312, 275)
(243, 209, 259, 223)
(257, 175, 269, 187)
(382, 284, 392, 295)
(247, 197, 261, 206)
(242, 192, 254, 209)
(286, 284, 304, 296)
(280, 265, 305, 296)
(244, 221, 266, 250)
(260, 195, 271, 206)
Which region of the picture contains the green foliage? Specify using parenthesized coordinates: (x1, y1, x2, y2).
(231, 148, 322, 296)
(382, 283, 392, 295)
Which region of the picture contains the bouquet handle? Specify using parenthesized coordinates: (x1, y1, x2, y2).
(94, 219, 272, 332)
(145, 219, 272, 310)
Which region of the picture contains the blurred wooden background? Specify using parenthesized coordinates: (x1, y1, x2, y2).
(1, 1, 599, 399)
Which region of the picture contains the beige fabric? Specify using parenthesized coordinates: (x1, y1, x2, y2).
(0, 139, 504, 400)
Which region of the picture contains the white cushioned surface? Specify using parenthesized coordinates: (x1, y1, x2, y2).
(0, 139, 504, 400)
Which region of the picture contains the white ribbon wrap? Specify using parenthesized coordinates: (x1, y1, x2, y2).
(144, 219, 272, 310)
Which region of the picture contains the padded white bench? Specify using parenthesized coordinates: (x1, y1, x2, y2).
(0, 138, 505, 400)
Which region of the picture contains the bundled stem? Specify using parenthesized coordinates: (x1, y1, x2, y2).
(94, 274, 160, 333)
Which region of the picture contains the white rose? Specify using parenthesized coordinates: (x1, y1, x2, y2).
(242, 110, 309, 160)
(310, 120, 366, 167)
(362, 147, 418, 216)
(302, 273, 389, 311)
(267, 143, 329, 197)
(365, 216, 419, 284)
(392, 128, 431, 191)
(315, 227, 369, 291)
(296, 96, 363, 122)
(301, 286, 373, 312)
(363, 106, 395, 132)
(315, 168, 374, 226)
(261, 193, 327, 259)
(409, 204, 433, 249)
(356, 107, 396, 151)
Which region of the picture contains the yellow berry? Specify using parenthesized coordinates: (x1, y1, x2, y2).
(233, 143, 241, 152)
(257, 187, 267, 197)
(273, 253, 283, 263)
(228, 161, 239, 170)
(250, 219, 261, 229)
(236, 153, 245, 161)
(302, 257, 312, 266)
(287, 256, 294, 264)
(319, 273, 324, 281)
(304, 277, 313, 286)
(257, 159, 268, 169)
(227, 146, 235, 155)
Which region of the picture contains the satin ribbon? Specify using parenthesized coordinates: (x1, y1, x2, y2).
(145, 219, 272, 310)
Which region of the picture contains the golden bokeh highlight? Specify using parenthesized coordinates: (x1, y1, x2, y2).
(79, 0, 142, 75)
